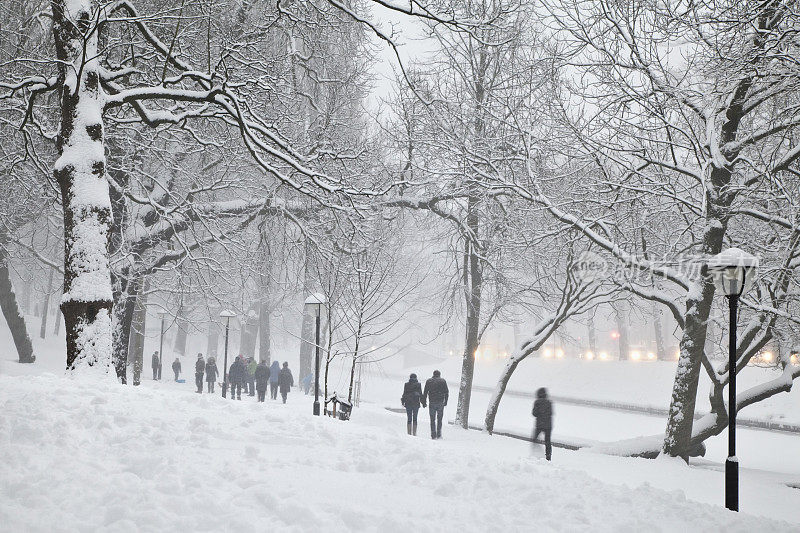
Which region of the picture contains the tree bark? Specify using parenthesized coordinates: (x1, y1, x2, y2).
(614, 302, 630, 360)
(53, 0, 114, 372)
(652, 303, 666, 360)
(173, 303, 188, 357)
(0, 246, 35, 363)
(206, 321, 219, 358)
(39, 267, 55, 339)
(456, 226, 483, 429)
(258, 299, 271, 364)
(112, 274, 138, 383)
(128, 278, 149, 386)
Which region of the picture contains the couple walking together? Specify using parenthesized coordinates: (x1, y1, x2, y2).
(401, 370, 449, 440)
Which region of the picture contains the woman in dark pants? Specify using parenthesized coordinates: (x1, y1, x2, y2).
(401, 373, 423, 436)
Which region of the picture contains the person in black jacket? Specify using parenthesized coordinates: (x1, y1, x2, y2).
(401, 373, 423, 436)
(205, 357, 219, 393)
(229, 355, 245, 400)
(532, 387, 553, 461)
(194, 353, 205, 393)
(278, 362, 293, 404)
(255, 360, 270, 402)
(172, 358, 182, 382)
(422, 370, 449, 440)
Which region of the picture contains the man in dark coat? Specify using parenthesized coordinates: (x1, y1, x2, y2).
(422, 370, 449, 440)
(401, 373, 423, 436)
(255, 360, 270, 402)
(205, 357, 219, 393)
(194, 353, 205, 393)
(172, 358, 182, 382)
(151, 351, 160, 380)
(532, 387, 553, 461)
(229, 355, 245, 400)
(278, 362, 294, 404)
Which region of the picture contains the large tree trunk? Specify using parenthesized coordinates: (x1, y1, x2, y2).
(128, 278, 149, 386)
(39, 267, 55, 339)
(613, 302, 630, 360)
(53, 0, 114, 373)
(0, 246, 35, 363)
(258, 299, 271, 364)
(206, 321, 219, 358)
(456, 224, 483, 429)
(112, 273, 138, 383)
(239, 307, 258, 358)
(173, 303, 188, 357)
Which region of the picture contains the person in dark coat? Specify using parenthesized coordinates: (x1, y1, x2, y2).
(401, 373, 423, 436)
(532, 387, 553, 461)
(278, 362, 294, 404)
(151, 351, 160, 380)
(194, 353, 204, 393)
(172, 358, 182, 382)
(255, 360, 270, 402)
(205, 357, 219, 393)
(269, 360, 281, 400)
(229, 355, 245, 400)
(422, 370, 449, 440)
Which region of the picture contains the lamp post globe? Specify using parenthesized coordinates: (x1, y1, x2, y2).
(707, 248, 758, 512)
(304, 293, 326, 416)
(219, 309, 236, 398)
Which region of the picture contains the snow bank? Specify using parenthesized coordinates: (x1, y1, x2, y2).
(0, 373, 794, 532)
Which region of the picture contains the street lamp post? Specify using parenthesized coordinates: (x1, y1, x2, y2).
(157, 310, 166, 381)
(708, 248, 758, 513)
(219, 309, 236, 398)
(304, 293, 326, 416)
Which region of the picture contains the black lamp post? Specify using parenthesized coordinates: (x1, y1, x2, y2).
(219, 309, 236, 398)
(304, 293, 326, 416)
(708, 248, 758, 513)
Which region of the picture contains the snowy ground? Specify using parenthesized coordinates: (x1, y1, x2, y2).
(2, 370, 798, 532)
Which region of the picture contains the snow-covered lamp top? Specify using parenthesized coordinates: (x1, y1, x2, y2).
(707, 248, 759, 297)
(304, 293, 326, 316)
(219, 309, 236, 319)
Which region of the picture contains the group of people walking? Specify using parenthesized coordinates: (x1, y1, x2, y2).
(401, 371, 554, 461)
(157, 351, 296, 403)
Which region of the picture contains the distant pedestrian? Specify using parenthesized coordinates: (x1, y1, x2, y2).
(301, 373, 313, 395)
(278, 362, 294, 404)
(194, 353, 205, 393)
(532, 387, 553, 461)
(269, 360, 281, 400)
(246, 357, 257, 397)
(401, 373, 422, 436)
(255, 360, 270, 402)
(172, 358, 182, 382)
(229, 356, 245, 400)
(205, 357, 219, 393)
(422, 370, 449, 440)
(151, 351, 160, 380)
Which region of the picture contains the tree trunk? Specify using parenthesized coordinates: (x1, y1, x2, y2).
(258, 299, 271, 363)
(173, 303, 188, 357)
(112, 273, 138, 383)
(206, 321, 219, 358)
(614, 303, 630, 360)
(128, 278, 149, 386)
(456, 227, 483, 429)
(0, 246, 35, 363)
(587, 315, 597, 353)
(53, 0, 114, 372)
(39, 267, 55, 339)
(53, 302, 62, 335)
(299, 311, 313, 379)
(652, 303, 666, 360)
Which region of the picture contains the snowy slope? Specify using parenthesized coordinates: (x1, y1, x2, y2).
(0, 371, 797, 532)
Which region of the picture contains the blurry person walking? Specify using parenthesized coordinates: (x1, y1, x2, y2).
(246, 357, 257, 397)
(172, 358, 182, 382)
(255, 360, 270, 402)
(532, 387, 553, 461)
(269, 360, 281, 400)
(278, 362, 294, 404)
(194, 353, 205, 393)
(205, 357, 219, 393)
(401, 373, 423, 436)
(151, 351, 160, 380)
(422, 370, 449, 440)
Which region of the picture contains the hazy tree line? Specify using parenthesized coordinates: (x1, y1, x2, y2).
(1, 0, 799, 460)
